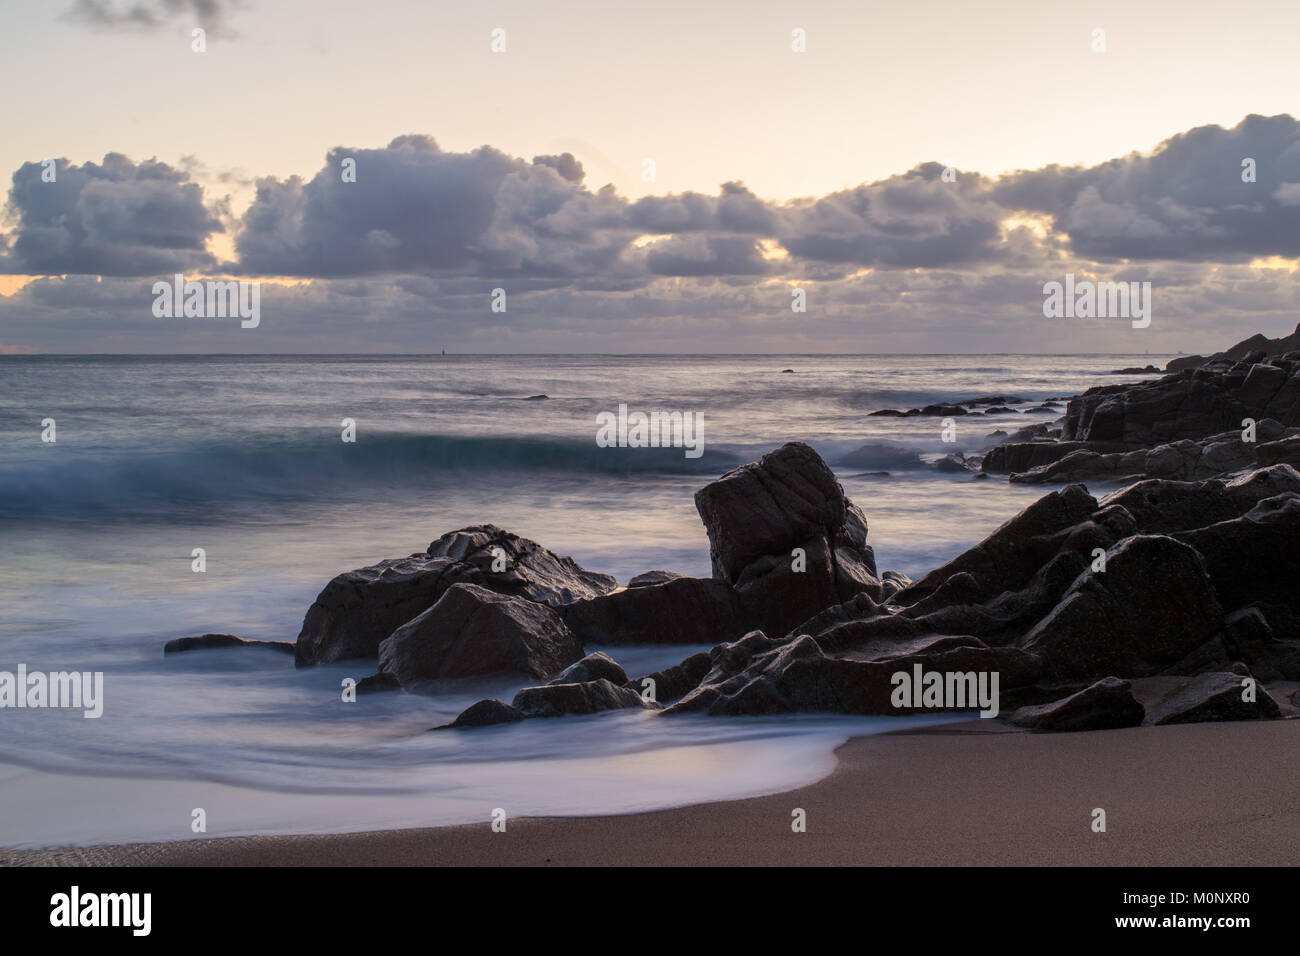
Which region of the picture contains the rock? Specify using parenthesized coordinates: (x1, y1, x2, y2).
(1175, 493, 1300, 613)
(523, 394, 549, 401)
(1111, 365, 1160, 374)
(1165, 323, 1300, 373)
(627, 569, 686, 587)
(1019, 535, 1223, 682)
(163, 634, 295, 655)
(781, 368, 794, 373)
(377, 583, 583, 685)
(294, 524, 615, 666)
(627, 652, 712, 704)
(934, 453, 975, 473)
(437, 698, 525, 729)
(355, 672, 401, 694)
(1144, 671, 1282, 725)
(562, 576, 746, 645)
(547, 651, 628, 686)
(837, 443, 925, 470)
(512, 678, 662, 718)
(665, 631, 1037, 717)
(898, 483, 1098, 606)
(1007, 677, 1145, 731)
(694, 442, 850, 583)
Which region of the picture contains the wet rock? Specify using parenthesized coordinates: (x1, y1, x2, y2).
(512, 678, 662, 718)
(1176, 493, 1300, 613)
(547, 651, 628, 686)
(1144, 671, 1282, 725)
(837, 443, 925, 470)
(164, 634, 295, 655)
(1019, 535, 1223, 682)
(437, 698, 525, 729)
(1007, 677, 1145, 731)
(294, 524, 615, 666)
(377, 583, 583, 684)
(627, 651, 712, 704)
(627, 570, 686, 588)
(562, 576, 746, 645)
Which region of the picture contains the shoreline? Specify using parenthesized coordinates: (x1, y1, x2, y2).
(7, 718, 1298, 866)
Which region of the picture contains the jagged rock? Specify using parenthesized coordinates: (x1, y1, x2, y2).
(1144, 671, 1282, 725)
(627, 570, 685, 588)
(164, 634, 294, 655)
(377, 583, 582, 684)
(934, 453, 976, 473)
(694, 441, 853, 583)
(627, 652, 712, 704)
(1019, 535, 1223, 681)
(1175, 493, 1300, 613)
(665, 630, 1038, 717)
(355, 671, 401, 694)
(897, 483, 1098, 606)
(512, 679, 662, 718)
(1007, 677, 1145, 731)
(294, 524, 615, 666)
(547, 651, 628, 686)
(562, 576, 746, 645)
(437, 698, 525, 729)
(1098, 465, 1300, 533)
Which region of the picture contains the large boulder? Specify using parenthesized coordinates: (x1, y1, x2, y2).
(1144, 671, 1282, 725)
(295, 524, 615, 666)
(1019, 535, 1223, 681)
(1175, 494, 1300, 614)
(1007, 677, 1145, 731)
(436, 698, 525, 729)
(376, 583, 583, 685)
(547, 651, 628, 686)
(693, 442, 874, 583)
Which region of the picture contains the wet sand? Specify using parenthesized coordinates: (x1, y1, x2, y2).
(6, 718, 1297, 866)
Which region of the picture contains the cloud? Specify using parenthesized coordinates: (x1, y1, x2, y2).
(0, 154, 222, 276)
(65, 0, 242, 33)
(988, 114, 1300, 260)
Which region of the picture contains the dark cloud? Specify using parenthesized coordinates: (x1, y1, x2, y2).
(0, 153, 221, 276)
(988, 114, 1300, 260)
(65, 0, 241, 33)
(531, 153, 585, 184)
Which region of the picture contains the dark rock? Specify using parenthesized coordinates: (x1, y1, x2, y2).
(512, 678, 661, 718)
(437, 698, 525, 729)
(1007, 677, 1145, 731)
(837, 443, 925, 470)
(164, 634, 295, 655)
(377, 583, 583, 684)
(522, 394, 549, 401)
(694, 441, 851, 583)
(1144, 671, 1282, 725)
(355, 671, 401, 694)
(562, 576, 746, 645)
(548, 651, 628, 686)
(627, 570, 686, 588)
(1019, 535, 1223, 682)
(1175, 493, 1300, 613)
(627, 651, 712, 703)
(294, 524, 615, 666)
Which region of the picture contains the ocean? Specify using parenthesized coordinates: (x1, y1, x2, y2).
(0, 353, 1164, 847)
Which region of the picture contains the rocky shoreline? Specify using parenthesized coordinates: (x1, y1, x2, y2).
(168, 329, 1300, 734)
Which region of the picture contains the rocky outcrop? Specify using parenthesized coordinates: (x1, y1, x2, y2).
(1164, 323, 1300, 373)
(547, 651, 628, 686)
(436, 698, 525, 729)
(164, 634, 295, 655)
(377, 583, 583, 685)
(1007, 677, 1145, 731)
(1019, 535, 1223, 681)
(627, 652, 712, 704)
(512, 679, 661, 718)
(1144, 671, 1282, 725)
(294, 525, 615, 666)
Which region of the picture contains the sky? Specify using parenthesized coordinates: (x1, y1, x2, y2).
(1, 0, 1298, 353)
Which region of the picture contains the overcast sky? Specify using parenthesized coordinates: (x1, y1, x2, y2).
(1, 0, 1298, 353)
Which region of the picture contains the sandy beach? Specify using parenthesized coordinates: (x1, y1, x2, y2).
(6, 716, 1297, 867)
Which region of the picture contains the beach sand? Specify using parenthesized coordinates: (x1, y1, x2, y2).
(6, 717, 1298, 866)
